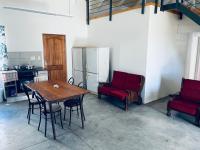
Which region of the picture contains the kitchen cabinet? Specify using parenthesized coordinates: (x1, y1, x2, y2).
(0, 70, 18, 100)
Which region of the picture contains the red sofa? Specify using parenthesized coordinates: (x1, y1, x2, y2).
(167, 79, 200, 126)
(98, 71, 145, 111)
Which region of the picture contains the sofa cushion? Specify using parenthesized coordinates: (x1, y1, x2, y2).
(111, 71, 126, 89)
(98, 86, 116, 96)
(124, 73, 141, 91)
(110, 90, 128, 101)
(180, 79, 200, 103)
(168, 99, 200, 115)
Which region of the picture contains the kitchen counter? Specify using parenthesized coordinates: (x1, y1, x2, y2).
(34, 67, 47, 71)
(0, 70, 18, 101)
(0, 70, 18, 83)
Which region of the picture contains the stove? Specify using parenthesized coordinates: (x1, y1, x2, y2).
(15, 67, 37, 93)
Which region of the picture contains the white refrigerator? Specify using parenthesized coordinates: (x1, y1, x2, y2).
(72, 47, 110, 93)
(72, 48, 84, 86)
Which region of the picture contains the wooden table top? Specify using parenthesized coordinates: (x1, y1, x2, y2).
(26, 81, 89, 102)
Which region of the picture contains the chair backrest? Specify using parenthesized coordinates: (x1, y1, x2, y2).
(180, 78, 200, 103)
(68, 77, 74, 85)
(23, 84, 36, 101)
(111, 71, 145, 92)
(77, 82, 84, 102)
(35, 91, 46, 110)
(78, 82, 84, 88)
(22, 84, 31, 102)
(111, 71, 127, 89)
(123, 73, 145, 92)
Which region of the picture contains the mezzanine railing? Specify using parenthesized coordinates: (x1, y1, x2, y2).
(86, 0, 151, 24)
(85, 0, 200, 25)
(161, 0, 200, 25)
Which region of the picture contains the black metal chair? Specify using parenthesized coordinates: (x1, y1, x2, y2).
(68, 77, 74, 85)
(64, 78, 79, 120)
(63, 82, 85, 127)
(35, 91, 63, 137)
(23, 84, 40, 124)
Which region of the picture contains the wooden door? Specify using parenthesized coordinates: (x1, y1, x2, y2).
(43, 34, 67, 81)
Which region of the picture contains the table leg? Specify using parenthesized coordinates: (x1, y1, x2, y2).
(49, 102, 56, 140)
(80, 95, 85, 129)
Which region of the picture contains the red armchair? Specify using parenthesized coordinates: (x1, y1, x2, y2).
(98, 71, 145, 111)
(167, 79, 200, 126)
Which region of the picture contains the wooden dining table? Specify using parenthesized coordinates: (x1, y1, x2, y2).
(26, 81, 89, 140)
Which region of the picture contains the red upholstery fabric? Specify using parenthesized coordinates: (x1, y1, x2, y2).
(180, 79, 200, 103)
(111, 71, 126, 89)
(99, 71, 144, 104)
(111, 71, 142, 91)
(124, 73, 141, 91)
(110, 90, 128, 101)
(98, 86, 116, 96)
(181, 89, 200, 103)
(182, 79, 200, 89)
(168, 99, 200, 115)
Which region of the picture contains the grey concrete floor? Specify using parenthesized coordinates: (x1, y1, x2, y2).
(0, 94, 200, 150)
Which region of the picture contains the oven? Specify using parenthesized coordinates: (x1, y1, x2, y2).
(16, 69, 36, 93)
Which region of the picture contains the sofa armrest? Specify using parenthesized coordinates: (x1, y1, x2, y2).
(139, 76, 145, 94)
(125, 90, 138, 102)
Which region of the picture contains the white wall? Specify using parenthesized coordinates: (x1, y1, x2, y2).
(176, 14, 200, 79)
(1, 0, 71, 16)
(87, 6, 198, 103)
(145, 6, 187, 103)
(185, 33, 200, 79)
(1, 0, 200, 103)
(0, 0, 88, 77)
(87, 8, 151, 76)
(179, 17, 200, 80)
(87, 8, 152, 101)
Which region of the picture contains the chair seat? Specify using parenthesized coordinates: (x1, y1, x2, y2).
(99, 85, 128, 101)
(64, 99, 80, 107)
(42, 104, 62, 113)
(168, 99, 200, 115)
(98, 86, 116, 96)
(110, 90, 128, 101)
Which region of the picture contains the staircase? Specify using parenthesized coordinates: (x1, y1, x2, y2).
(161, 0, 200, 25)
